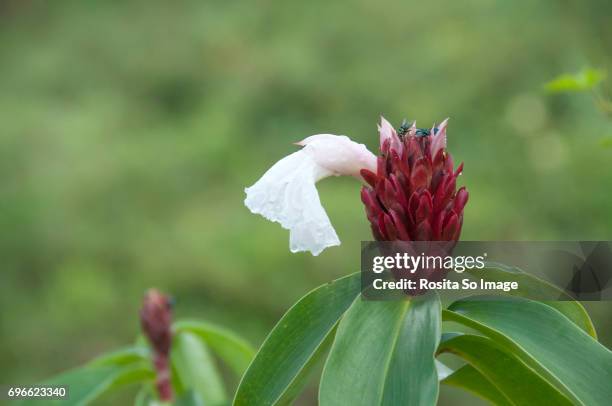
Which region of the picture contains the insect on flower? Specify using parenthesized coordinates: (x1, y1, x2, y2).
(397, 119, 412, 139)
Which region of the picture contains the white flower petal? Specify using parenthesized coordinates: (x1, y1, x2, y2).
(245, 149, 339, 255)
(245, 134, 376, 255)
(297, 134, 376, 176)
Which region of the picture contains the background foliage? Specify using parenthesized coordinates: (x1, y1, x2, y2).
(0, 0, 610, 404)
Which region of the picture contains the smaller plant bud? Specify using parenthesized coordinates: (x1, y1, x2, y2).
(140, 289, 173, 402)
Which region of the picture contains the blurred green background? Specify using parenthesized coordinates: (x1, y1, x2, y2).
(1, 0, 611, 404)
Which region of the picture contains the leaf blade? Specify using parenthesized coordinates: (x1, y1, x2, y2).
(545, 68, 606, 93)
(172, 331, 227, 406)
(469, 263, 597, 338)
(174, 320, 255, 377)
(319, 293, 441, 406)
(233, 272, 362, 406)
(442, 364, 513, 406)
(438, 334, 573, 405)
(16, 363, 153, 406)
(444, 298, 612, 405)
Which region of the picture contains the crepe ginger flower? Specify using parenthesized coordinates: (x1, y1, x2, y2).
(244, 117, 467, 255)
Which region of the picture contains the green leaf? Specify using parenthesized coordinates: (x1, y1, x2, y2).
(233, 272, 361, 406)
(15, 345, 153, 406)
(16, 363, 153, 406)
(469, 263, 597, 338)
(174, 320, 255, 377)
(272, 330, 336, 405)
(438, 333, 572, 405)
(442, 364, 512, 406)
(545, 68, 606, 93)
(89, 345, 150, 366)
(319, 293, 441, 406)
(444, 298, 612, 405)
(172, 331, 227, 406)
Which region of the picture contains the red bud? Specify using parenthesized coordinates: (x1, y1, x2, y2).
(361, 120, 467, 242)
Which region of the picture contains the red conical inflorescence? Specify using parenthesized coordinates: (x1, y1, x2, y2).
(360, 119, 468, 242)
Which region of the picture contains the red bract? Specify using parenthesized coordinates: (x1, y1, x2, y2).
(360, 119, 468, 242)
